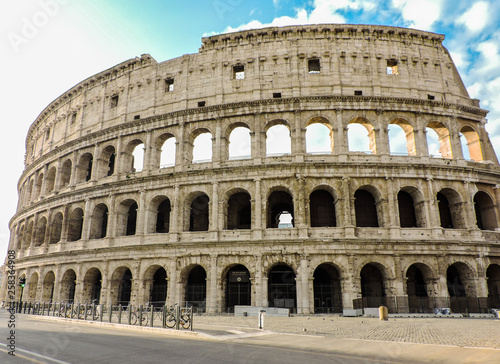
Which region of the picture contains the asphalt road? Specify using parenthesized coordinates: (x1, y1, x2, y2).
(0, 310, 401, 364)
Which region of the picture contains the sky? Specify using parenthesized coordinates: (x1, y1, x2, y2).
(1, 0, 499, 264)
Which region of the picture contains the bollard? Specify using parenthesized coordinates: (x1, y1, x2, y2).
(379, 306, 388, 321)
(258, 309, 266, 329)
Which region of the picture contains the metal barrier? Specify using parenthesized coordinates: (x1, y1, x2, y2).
(12, 301, 193, 331)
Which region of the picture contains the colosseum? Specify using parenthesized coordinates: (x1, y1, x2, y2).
(2, 24, 500, 315)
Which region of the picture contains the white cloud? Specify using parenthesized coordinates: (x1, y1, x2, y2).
(456, 1, 489, 32)
(391, 0, 444, 30)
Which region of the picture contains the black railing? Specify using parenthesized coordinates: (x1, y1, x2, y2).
(353, 296, 495, 314)
(12, 301, 193, 330)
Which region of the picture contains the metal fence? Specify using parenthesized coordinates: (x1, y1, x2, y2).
(353, 296, 495, 314)
(12, 301, 193, 330)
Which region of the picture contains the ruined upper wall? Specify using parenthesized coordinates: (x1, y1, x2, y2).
(25, 24, 483, 165)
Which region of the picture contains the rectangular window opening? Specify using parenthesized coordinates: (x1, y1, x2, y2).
(198, 101, 206, 107)
(427, 94, 435, 100)
(165, 78, 174, 92)
(308, 59, 321, 73)
(134, 115, 140, 120)
(110, 95, 119, 108)
(233, 65, 245, 80)
(354, 90, 363, 96)
(71, 113, 77, 124)
(45, 129, 50, 140)
(273, 92, 282, 99)
(387, 60, 398, 75)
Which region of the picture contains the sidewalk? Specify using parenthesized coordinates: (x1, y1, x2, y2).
(30, 313, 500, 363)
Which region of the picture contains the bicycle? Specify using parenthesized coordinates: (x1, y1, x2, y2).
(130, 305, 149, 326)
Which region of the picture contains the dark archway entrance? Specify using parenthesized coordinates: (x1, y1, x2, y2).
(313, 264, 342, 313)
(150, 268, 167, 306)
(406, 264, 429, 313)
(186, 266, 206, 312)
(61, 270, 76, 303)
(310, 190, 336, 227)
(225, 265, 251, 312)
(118, 269, 132, 306)
(486, 264, 500, 308)
(268, 264, 296, 312)
(360, 264, 385, 307)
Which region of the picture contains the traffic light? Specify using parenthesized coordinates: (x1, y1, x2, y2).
(19, 277, 26, 288)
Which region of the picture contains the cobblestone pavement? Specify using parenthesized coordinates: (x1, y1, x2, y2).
(194, 315, 500, 349)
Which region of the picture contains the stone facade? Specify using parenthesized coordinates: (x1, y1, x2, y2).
(2, 24, 500, 314)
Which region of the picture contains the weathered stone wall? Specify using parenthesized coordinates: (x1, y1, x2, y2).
(2, 24, 500, 314)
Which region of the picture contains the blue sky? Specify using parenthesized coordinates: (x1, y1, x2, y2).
(1, 0, 499, 263)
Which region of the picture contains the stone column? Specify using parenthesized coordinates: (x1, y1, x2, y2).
(136, 190, 147, 236)
(168, 260, 177, 306)
(211, 182, 219, 232)
(70, 150, 79, 186)
(207, 255, 217, 313)
(99, 264, 109, 306)
(176, 122, 185, 173)
(81, 198, 92, 241)
(107, 194, 117, 238)
(91, 143, 100, 181)
(299, 257, 310, 314)
(143, 131, 153, 172)
(334, 109, 347, 154)
(252, 113, 263, 162)
(171, 185, 181, 234)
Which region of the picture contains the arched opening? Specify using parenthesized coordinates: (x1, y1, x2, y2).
(388, 123, 408, 155)
(159, 136, 176, 168)
(117, 269, 133, 306)
(229, 127, 251, 159)
(27, 272, 39, 301)
(268, 264, 296, 311)
(266, 124, 291, 156)
(150, 268, 168, 306)
(474, 191, 498, 230)
(45, 167, 57, 194)
(226, 192, 251, 230)
(131, 143, 145, 172)
(309, 189, 336, 227)
(76, 153, 93, 182)
(117, 200, 138, 236)
(42, 271, 55, 303)
(306, 122, 333, 154)
(354, 189, 379, 227)
(59, 159, 72, 189)
(122, 140, 145, 173)
(60, 269, 76, 303)
(486, 264, 500, 308)
(267, 190, 294, 228)
(185, 266, 206, 312)
(192, 132, 212, 163)
(49, 212, 63, 244)
(360, 263, 386, 307)
(446, 262, 478, 313)
(406, 264, 431, 313)
(348, 120, 376, 154)
(90, 204, 109, 239)
(34, 217, 47, 246)
(426, 122, 452, 158)
(313, 264, 342, 313)
(437, 192, 453, 228)
(389, 119, 416, 156)
(437, 189, 465, 229)
(225, 265, 251, 312)
(24, 221, 33, 249)
(447, 264, 467, 298)
(97, 145, 116, 178)
(156, 199, 171, 233)
(68, 208, 84, 241)
(460, 126, 483, 161)
(189, 194, 210, 232)
(34, 173, 44, 199)
(83, 268, 102, 304)
(398, 191, 417, 227)
(126, 203, 138, 236)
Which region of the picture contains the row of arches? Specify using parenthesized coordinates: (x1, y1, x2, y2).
(20, 262, 500, 313)
(14, 184, 498, 249)
(19, 115, 486, 208)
